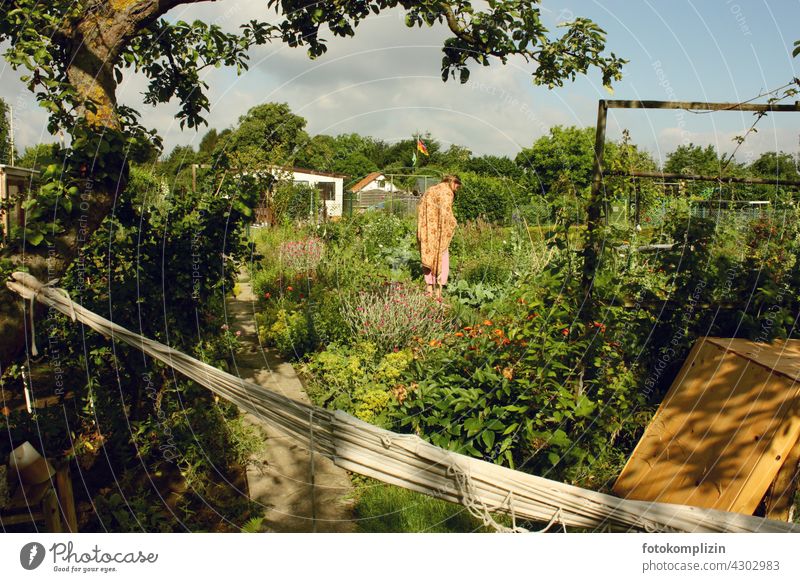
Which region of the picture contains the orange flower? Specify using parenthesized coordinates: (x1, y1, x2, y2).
(463, 326, 473, 331)
(502, 338, 511, 345)
(454, 332, 464, 337)
(561, 328, 569, 336)
(502, 367, 514, 380)
(493, 329, 504, 337)
(287, 286, 294, 291)
(483, 320, 493, 326)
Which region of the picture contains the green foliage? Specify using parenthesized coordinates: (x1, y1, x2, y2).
(158, 144, 197, 193)
(304, 342, 413, 425)
(664, 143, 722, 176)
(465, 154, 524, 179)
(663, 143, 746, 198)
(297, 133, 384, 178)
(0, 98, 13, 164)
(258, 308, 315, 359)
(354, 480, 494, 532)
(17, 142, 60, 172)
(516, 126, 599, 194)
(1, 164, 259, 531)
(454, 172, 526, 223)
(269, 1, 625, 87)
(749, 151, 800, 181)
(219, 102, 309, 169)
(272, 181, 319, 224)
(391, 268, 648, 484)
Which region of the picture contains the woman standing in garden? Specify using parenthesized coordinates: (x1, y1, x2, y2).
(417, 174, 461, 299)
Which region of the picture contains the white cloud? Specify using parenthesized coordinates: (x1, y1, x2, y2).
(2, 3, 797, 167)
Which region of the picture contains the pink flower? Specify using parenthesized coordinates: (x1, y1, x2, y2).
(221, 324, 229, 331)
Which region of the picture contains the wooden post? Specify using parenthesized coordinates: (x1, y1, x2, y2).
(764, 441, 800, 521)
(42, 487, 62, 533)
(581, 99, 608, 303)
(55, 462, 78, 532)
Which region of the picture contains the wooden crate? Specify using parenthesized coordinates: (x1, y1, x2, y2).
(613, 337, 800, 516)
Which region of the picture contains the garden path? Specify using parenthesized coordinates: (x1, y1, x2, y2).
(225, 275, 355, 532)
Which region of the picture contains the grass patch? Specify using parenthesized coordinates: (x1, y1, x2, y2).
(354, 479, 504, 533)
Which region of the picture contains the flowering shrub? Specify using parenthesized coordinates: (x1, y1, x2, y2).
(341, 282, 456, 353)
(279, 237, 324, 273)
(303, 342, 414, 426)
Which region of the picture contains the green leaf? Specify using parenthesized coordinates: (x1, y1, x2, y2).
(463, 417, 482, 434)
(26, 231, 44, 246)
(481, 430, 495, 449)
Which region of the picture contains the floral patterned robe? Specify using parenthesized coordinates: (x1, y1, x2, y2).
(417, 182, 457, 276)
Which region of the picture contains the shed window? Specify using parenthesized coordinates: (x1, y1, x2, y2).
(318, 182, 336, 201)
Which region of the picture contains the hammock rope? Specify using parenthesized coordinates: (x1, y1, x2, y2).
(7, 272, 798, 533)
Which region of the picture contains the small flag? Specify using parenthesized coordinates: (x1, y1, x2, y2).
(417, 139, 429, 156)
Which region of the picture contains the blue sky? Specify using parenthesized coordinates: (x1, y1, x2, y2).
(2, 1, 799, 164)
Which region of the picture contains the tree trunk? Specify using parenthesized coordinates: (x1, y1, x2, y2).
(0, 0, 191, 364)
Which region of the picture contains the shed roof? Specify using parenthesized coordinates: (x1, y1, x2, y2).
(349, 171, 384, 193)
(0, 165, 40, 179)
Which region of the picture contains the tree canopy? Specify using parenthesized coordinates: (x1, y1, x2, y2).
(0, 99, 13, 165)
(217, 102, 310, 169)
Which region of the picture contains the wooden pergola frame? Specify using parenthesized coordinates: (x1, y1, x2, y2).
(582, 99, 800, 299)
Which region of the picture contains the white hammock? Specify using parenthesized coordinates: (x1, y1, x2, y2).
(7, 272, 798, 533)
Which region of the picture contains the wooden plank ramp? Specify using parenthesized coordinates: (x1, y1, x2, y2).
(613, 337, 800, 516)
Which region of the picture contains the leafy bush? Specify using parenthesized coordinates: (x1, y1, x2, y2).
(453, 172, 527, 224)
(272, 181, 319, 224)
(308, 288, 351, 345)
(448, 279, 505, 310)
(356, 212, 413, 258)
(0, 164, 263, 531)
(257, 307, 315, 359)
(460, 254, 513, 285)
(303, 342, 413, 425)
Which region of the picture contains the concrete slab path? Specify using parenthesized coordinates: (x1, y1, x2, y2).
(225, 276, 354, 532)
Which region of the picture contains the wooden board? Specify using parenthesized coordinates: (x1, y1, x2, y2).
(613, 337, 800, 514)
